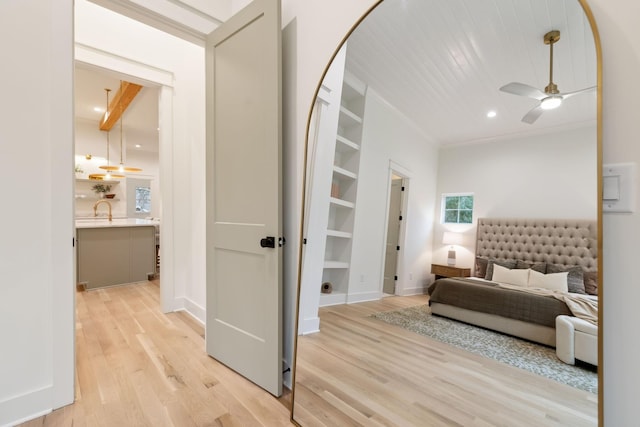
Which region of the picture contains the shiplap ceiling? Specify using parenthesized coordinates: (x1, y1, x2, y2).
(346, 0, 597, 144)
(77, 0, 597, 148)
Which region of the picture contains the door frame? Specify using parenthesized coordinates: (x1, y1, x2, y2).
(75, 45, 176, 313)
(379, 161, 410, 296)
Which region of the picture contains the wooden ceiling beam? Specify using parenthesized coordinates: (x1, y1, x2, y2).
(99, 81, 143, 131)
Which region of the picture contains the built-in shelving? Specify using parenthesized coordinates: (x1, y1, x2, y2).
(319, 70, 366, 306)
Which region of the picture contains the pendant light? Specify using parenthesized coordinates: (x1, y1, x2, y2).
(95, 88, 124, 180)
(117, 94, 142, 173)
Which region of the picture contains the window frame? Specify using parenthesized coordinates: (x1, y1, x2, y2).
(441, 193, 474, 224)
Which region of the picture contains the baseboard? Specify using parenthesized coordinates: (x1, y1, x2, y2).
(398, 285, 429, 296)
(175, 297, 206, 324)
(299, 317, 320, 335)
(346, 291, 381, 304)
(0, 385, 52, 427)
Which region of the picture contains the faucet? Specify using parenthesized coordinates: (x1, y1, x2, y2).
(93, 200, 113, 221)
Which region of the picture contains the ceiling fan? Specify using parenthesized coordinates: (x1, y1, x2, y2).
(499, 30, 596, 124)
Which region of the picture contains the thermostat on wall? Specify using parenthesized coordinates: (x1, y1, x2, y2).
(603, 162, 636, 213)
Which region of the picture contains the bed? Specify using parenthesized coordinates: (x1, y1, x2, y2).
(427, 218, 598, 353)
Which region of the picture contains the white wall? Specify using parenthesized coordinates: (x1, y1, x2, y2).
(0, 0, 75, 424)
(349, 88, 439, 298)
(281, 0, 640, 425)
(75, 0, 207, 319)
(434, 125, 597, 269)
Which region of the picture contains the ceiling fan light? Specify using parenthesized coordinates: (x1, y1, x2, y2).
(540, 96, 562, 110)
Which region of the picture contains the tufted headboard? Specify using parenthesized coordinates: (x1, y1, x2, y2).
(475, 218, 598, 272)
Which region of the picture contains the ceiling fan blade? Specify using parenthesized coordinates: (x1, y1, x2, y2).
(560, 86, 597, 100)
(500, 82, 547, 100)
(522, 105, 544, 124)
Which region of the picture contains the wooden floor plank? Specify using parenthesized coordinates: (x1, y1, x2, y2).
(19, 281, 291, 427)
(292, 295, 597, 427)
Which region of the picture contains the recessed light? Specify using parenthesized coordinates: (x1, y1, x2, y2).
(487, 110, 497, 118)
(93, 107, 104, 112)
(135, 144, 142, 148)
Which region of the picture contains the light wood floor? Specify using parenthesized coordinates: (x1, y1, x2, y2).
(292, 295, 598, 427)
(20, 280, 292, 427)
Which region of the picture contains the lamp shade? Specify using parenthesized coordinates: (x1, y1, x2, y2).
(442, 231, 463, 246)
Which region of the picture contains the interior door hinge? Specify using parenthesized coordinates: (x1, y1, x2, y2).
(399, 215, 403, 220)
(396, 245, 400, 251)
(394, 275, 398, 281)
(401, 186, 405, 191)
(72, 237, 75, 247)
(278, 237, 286, 247)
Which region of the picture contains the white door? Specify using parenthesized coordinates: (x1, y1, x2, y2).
(383, 178, 403, 294)
(205, 0, 282, 396)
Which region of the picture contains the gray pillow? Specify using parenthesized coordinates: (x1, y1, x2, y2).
(546, 264, 586, 294)
(584, 271, 598, 295)
(515, 260, 546, 274)
(485, 259, 517, 281)
(475, 257, 488, 278)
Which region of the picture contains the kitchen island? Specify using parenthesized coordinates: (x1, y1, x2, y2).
(76, 218, 159, 290)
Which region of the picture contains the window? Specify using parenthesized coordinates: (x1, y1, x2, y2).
(135, 186, 151, 213)
(442, 194, 473, 224)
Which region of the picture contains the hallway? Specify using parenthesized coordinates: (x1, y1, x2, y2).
(21, 281, 291, 426)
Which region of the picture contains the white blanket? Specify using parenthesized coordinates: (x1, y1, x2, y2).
(495, 282, 598, 325)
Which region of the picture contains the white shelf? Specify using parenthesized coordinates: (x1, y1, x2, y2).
(329, 197, 355, 209)
(319, 292, 347, 307)
(75, 197, 120, 201)
(339, 106, 362, 127)
(333, 165, 357, 180)
(76, 178, 120, 185)
(324, 261, 349, 269)
(336, 135, 360, 151)
(343, 70, 367, 97)
(326, 229, 352, 239)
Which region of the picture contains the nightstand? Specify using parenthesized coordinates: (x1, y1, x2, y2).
(431, 264, 471, 280)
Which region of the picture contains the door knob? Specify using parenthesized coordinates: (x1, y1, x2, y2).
(260, 236, 276, 248)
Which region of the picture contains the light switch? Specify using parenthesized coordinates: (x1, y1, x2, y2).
(603, 175, 620, 201)
(603, 163, 636, 213)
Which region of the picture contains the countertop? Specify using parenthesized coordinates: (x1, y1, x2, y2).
(76, 218, 160, 229)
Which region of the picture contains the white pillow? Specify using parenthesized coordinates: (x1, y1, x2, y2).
(491, 264, 529, 287)
(528, 269, 569, 292)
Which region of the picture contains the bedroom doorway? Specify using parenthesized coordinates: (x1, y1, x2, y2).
(382, 173, 406, 296)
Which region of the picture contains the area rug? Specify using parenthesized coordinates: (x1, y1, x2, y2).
(370, 304, 597, 393)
